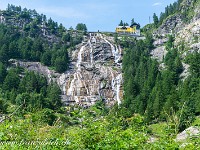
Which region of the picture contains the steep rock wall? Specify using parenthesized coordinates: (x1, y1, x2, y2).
(63, 33, 123, 106)
(11, 33, 123, 107)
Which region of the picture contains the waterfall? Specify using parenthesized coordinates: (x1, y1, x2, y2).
(102, 36, 121, 64)
(67, 74, 76, 96)
(116, 74, 122, 105)
(88, 33, 93, 64)
(77, 45, 85, 71)
(109, 67, 122, 105)
(115, 45, 122, 65)
(58, 73, 67, 95)
(13, 33, 123, 107)
(67, 44, 85, 96)
(65, 33, 123, 106)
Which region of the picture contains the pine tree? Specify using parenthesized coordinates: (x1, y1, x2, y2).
(0, 62, 7, 84)
(119, 20, 123, 26)
(178, 99, 195, 131)
(166, 35, 174, 50)
(0, 44, 9, 63)
(174, 56, 183, 74)
(3, 69, 20, 91)
(131, 18, 135, 25)
(153, 13, 159, 27)
(164, 88, 179, 115)
(76, 23, 87, 33)
(47, 83, 62, 110)
(41, 51, 52, 66)
(0, 98, 7, 113)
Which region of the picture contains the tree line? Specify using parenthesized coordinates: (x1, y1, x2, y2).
(120, 34, 200, 131)
(0, 65, 62, 114)
(152, 0, 199, 27)
(0, 5, 87, 73)
(0, 5, 88, 115)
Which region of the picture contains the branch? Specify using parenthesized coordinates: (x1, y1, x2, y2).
(0, 99, 25, 124)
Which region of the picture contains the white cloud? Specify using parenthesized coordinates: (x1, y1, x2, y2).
(152, 2, 162, 6)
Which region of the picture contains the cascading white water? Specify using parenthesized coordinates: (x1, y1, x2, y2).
(108, 66, 122, 105)
(102, 37, 121, 64)
(89, 39, 93, 64)
(102, 36, 122, 105)
(58, 73, 67, 95)
(67, 43, 86, 96)
(115, 45, 122, 65)
(109, 67, 115, 89)
(15, 33, 123, 106)
(77, 45, 85, 71)
(65, 33, 123, 106)
(116, 74, 122, 105)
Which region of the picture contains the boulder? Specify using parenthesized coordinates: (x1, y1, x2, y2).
(176, 126, 200, 142)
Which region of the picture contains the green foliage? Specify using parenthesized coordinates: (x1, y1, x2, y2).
(3, 69, 20, 91)
(0, 69, 62, 114)
(192, 116, 200, 126)
(158, 0, 181, 25)
(0, 4, 85, 73)
(1, 104, 198, 149)
(145, 32, 154, 49)
(0, 98, 7, 113)
(54, 57, 68, 73)
(18, 71, 47, 93)
(166, 35, 175, 50)
(46, 83, 62, 110)
(91, 99, 109, 115)
(153, 13, 159, 27)
(62, 33, 71, 42)
(119, 20, 123, 26)
(186, 52, 200, 77)
(156, 0, 199, 26)
(121, 29, 199, 131)
(32, 108, 57, 125)
(75, 23, 87, 33)
(0, 62, 7, 84)
(0, 3, 200, 149)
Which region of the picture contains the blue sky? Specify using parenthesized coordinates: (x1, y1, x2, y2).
(0, 0, 176, 31)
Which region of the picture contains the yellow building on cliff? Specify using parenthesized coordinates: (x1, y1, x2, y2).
(116, 23, 140, 36)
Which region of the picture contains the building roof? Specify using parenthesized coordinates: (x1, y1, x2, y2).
(116, 23, 140, 30)
(130, 23, 140, 28)
(116, 26, 131, 29)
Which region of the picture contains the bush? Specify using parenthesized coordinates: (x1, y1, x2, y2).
(32, 108, 57, 125)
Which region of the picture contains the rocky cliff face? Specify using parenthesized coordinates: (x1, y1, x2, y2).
(155, 14, 184, 36)
(151, 0, 200, 80)
(62, 33, 123, 106)
(175, 19, 200, 52)
(12, 33, 123, 107)
(154, 0, 200, 37)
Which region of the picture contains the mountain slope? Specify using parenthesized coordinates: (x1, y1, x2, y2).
(11, 33, 123, 106)
(0, 1, 200, 149)
(121, 0, 200, 133)
(155, 0, 200, 36)
(0, 4, 84, 73)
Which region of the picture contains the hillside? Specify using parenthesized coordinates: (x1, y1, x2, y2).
(0, 1, 200, 149)
(10, 33, 123, 107)
(154, 0, 200, 35)
(136, 0, 200, 122)
(120, 0, 200, 147)
(153, 0, 200, 51)
(0, 4, 84, 73)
